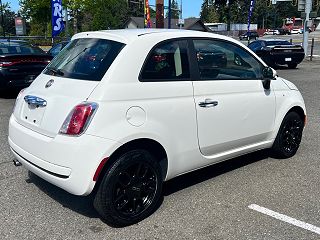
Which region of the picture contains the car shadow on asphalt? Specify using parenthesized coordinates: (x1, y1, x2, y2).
(0, 89, 20, 99)
(25, 149, 270, 221)
(163, 149, 270, 196)
(26, 171, 100, 218)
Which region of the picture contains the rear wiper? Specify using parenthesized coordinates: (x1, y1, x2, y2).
(46, 67, 64, 76)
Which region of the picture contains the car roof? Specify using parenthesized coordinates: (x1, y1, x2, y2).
(72, 29, 238, 44)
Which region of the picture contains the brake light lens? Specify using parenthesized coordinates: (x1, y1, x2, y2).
(0, 58, 51, 67)
(59, 102, 98, 136)
(0, 61, 13, 67)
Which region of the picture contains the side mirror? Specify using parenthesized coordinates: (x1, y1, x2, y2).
(262, 67, 276, 90)
(262, 66, 276, 80)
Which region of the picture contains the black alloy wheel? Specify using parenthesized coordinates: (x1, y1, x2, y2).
(113, 161, 158, 217)
(94, 149, 163, 227)
(272, 111, 304, 158)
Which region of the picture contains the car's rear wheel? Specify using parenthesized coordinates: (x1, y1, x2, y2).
(94, 149, 163, 227)
(272, 111, 304, 158)
(288, 63, 298, 69)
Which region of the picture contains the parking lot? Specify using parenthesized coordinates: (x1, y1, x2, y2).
(0, 56, 319, 239)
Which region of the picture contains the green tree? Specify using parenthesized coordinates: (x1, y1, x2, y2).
(19, 0, 51, 36)
(200, 0, 300, 28)
(166, 0, 180, 19)
(0, 3, 16, 36)
(128, 0, 144, 17)
(84, 0, 128, 30)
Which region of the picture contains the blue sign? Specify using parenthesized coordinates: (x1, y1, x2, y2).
(51, 0, 65, 38)
(247, 0, 256, 32)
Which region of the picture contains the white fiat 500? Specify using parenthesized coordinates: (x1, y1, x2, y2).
(9, 29, 306, 226)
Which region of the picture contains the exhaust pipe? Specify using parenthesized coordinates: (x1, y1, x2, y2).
(13, 159, 22, 167)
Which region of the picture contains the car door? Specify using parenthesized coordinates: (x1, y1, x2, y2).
(191, 39, 276, 157)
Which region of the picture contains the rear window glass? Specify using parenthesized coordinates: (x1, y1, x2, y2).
(266, 41, 291, 46)
(44, 38, 125, 81)
(0, 42, 45, 55)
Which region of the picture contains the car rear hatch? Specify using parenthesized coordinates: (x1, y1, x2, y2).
(0, 54, 52, 86)
(271, 45, 304, 56)
(13, 74, 100, 138)
(13, 38, 125, 138)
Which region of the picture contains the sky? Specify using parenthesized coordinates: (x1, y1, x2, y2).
(4, 0, 203, 19)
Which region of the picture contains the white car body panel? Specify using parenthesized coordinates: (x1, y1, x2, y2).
(8, 29, 306, 195)
(193, 79, 275, 156)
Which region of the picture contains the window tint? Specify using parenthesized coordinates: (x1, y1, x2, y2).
(193, 39, 263, 80)
(266, 40, 291, 46)
(44, 38, 125, 81)
(248, 42, 261, 51)
(49, 43, 62, 57)
(140, 40, 190, 81)
(0, 42, 45, 55)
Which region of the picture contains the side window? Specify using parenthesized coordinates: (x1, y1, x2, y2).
(140, 40, 190, 81)
(49, 44, 62, 56)
(193, 39, 264, 80)
(248, 42, 261, 51)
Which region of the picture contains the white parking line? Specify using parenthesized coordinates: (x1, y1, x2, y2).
(248, 204, 320, 235)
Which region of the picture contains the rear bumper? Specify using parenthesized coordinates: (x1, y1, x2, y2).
(0, 67, 43, 89)
(0, 75, 34, 89)
(270, 52, 305, 65)
(8, 115, 121, 195)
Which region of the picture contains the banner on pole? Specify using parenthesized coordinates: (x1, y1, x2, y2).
(144, 0, 152, 28)
(51, 0, 65, 38)
(247, 0, 256, 32)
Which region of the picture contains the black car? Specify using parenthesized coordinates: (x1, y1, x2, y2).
(47, 41, 69, 57)
(196, 48, 227, 78)
(248, 39, 304, 69)
(0, 40, 52, 90)
(239, 31, 259, 41)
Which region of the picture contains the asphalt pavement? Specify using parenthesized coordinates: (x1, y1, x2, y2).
(0, 59, 320, 239)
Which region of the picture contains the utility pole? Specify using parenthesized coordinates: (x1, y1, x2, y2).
(0, 0, 5, 38)
(168, 0, 171, 29)
(64, 8, 69, 40)
(156, 0, 164, 28)
(179, 0, 183, 29)
(227, 0, 231, 32)
(302, 0, 312, 56)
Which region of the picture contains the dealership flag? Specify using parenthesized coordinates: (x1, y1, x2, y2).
(247, 0, 256, 32)
(51, 0, 65, 38)
(144, 0, 152, 28)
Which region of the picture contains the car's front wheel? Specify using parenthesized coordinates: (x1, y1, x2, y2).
(272, 111, 304, 158)
(94, 149, 163, 227)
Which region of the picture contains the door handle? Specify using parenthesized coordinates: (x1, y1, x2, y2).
(198, 99, 218, 108)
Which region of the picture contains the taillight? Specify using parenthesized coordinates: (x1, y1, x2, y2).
(59, 102, 98, 136)
(0, 58, 51, 67)
(0, 61, 14, 67)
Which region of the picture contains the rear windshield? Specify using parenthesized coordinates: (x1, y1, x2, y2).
(266, 41, 291, 46)
(0, 42, 45, 55)
(44, 38, 125, 81)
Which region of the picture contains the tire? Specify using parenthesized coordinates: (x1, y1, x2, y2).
(94, 149, 163, 227)
(288, 63, 297, 69)
(271, 112, 304, 158)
